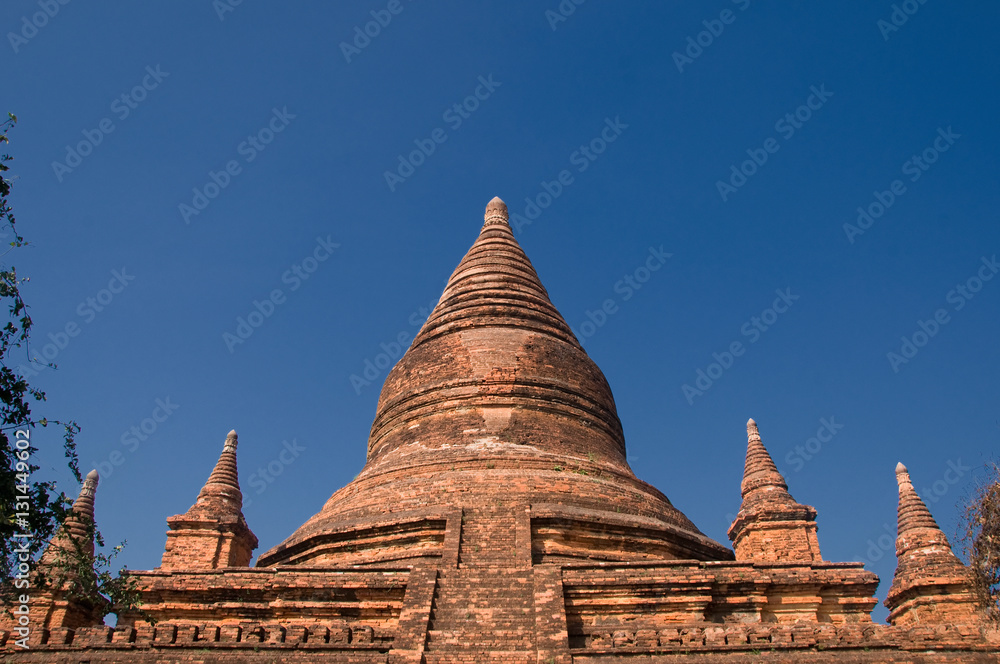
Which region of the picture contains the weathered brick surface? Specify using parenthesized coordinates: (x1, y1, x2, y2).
(4, 199, 997, 662)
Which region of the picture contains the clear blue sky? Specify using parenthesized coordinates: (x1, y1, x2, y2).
(4, 1, 998, 623)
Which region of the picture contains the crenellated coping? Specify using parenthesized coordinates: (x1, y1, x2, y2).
(0, 621, 391, 650)
(3, 620, 990, 655)
(570, 620, 989, 654)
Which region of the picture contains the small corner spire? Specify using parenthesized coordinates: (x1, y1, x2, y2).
(886, 461, 976, 625)
(30, 469, 104, 630)
(69, 469, 99, 524)
(68, 469, 99, 536)
(484, 196, 509, 226)
(893, 460, 942, 538)
(161, 429, 258, 570)
(199, 429, 243, 504)
(741, 417, 787, 498)
(40, 469, 101, 564)
(729, 419, 821, 562)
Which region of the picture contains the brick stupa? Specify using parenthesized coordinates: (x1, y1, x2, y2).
(3, 198, 997, 662)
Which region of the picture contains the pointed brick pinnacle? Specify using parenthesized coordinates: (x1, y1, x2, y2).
(409, 195, 578, 349)
(192, 429, 243, 514)
(66, 469, 100, 534)
(729, 419, 822, 561)
(484, 196, 508, 226)
(75, 469, 99, 509)
(741, 418, 789, 498)
(42, 469, 99, 563)
(204, 430, 240, 491)
(895, 460, 942, 535)
(888, 460, 971, 618)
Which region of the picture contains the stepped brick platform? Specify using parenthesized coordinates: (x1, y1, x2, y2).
(3, 198, 997, 662)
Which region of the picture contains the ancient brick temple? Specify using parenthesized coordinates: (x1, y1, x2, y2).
(3, 197, 998, 662)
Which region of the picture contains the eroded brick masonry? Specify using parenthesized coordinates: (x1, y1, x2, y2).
(4, 197, 998, 662)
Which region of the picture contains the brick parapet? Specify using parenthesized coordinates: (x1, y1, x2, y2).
(2, 559, 997, 661)
(570, 621, 998, 660)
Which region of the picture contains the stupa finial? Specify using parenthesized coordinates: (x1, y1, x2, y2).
(484, 196, 508, 226)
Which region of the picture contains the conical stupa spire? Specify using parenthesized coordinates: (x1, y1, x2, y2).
(28, 470, 104, 631)
(65, 469, 99, 537)
(62, 469, 98, 539)
(190, 429, 243, 516)
(894, 462, 944, 535)
(364, 196, 625, 469)
(885, 462, 976, 625)
(409, 197, 578, 350)
(200, 431, 241, 494)
(160, 429, 257, 570)
(40, 469, 100, 565)
(729, 419, 821, 562)
(740, 418, 790, 500)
